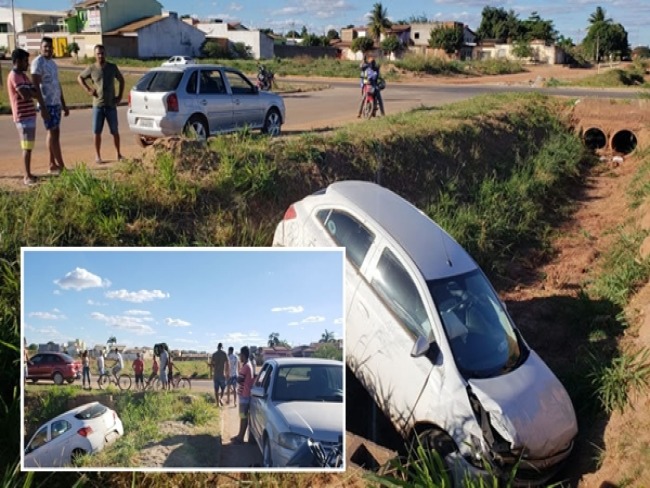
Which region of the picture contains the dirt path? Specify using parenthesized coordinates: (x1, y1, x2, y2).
(218, 399, 263, 468)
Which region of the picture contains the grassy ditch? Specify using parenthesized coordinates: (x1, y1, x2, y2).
(2, 92, 600, 485)
(546, 61, 649, 88)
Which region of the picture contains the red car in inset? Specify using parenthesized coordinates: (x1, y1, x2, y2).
(27, 352, 82, 385)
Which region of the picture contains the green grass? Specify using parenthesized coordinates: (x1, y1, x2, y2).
(0, 91, 637, 485)
(555, 64, 649, 88)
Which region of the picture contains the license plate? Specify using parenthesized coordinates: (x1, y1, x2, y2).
(139, 118, 154, 128)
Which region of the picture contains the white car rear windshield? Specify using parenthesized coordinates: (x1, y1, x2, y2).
(75, 403, 107, 420)
(134, 71, 183, 92)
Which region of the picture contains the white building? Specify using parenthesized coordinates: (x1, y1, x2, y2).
(195, 21, 274, 60)
(0, 7, 67, 51)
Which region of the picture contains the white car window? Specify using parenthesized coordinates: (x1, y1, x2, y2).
(51, 419, 71, 440)
(26, 425, 49, 453)
(370, 248, 432, 340)
(199, 70, 226, 95)
(224, 70, 255, 95)
(316, 209, 374, 269)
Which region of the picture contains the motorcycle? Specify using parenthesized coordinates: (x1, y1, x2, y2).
(360, 77, 386, 119)
(256, 65, 275, 91)
(285, 436, 343, 468)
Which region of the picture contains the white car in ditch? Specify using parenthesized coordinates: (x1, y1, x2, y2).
(24, 402, 124, 468)
(272, 180, 578, 484)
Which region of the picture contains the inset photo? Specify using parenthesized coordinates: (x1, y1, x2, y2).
(21, 247, 345, 472)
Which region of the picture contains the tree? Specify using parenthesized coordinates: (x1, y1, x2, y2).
(588, 6, 612, 25)
(300, 25, 308, 38)
(268, 332, 280, 347)
(286, 29, 300, 39)
(320, 329, 336, 343)
(351, 36, 375, 54)
(303, 33, 325, 47)
(381, 34, 401, 58)
(201, 40, 229, 58)
(512, 40, 533, 59)
(520, 12, 557, 43)
(367, 2, 392, 43)
(582, 9, 630, 62)
(476, 6, 521, 42)
(313, 343, 342, 361)
(231, 42, 252, 59)
(429, 25, 464, 54)
(66, 41, 80, 60)
(326, 29, 340, 40)
(107, 336, 117, 346)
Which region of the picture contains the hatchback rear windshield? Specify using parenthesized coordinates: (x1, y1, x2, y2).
(134, 71, 183, 92)
(75, 403, 107, 420)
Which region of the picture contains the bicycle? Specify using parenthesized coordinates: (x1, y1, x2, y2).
(97, 371, 132, 391)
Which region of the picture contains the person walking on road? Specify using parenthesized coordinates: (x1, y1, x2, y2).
(212, 343, 228, 406)
(97, 351, 105, 376)
(31, 36, 69, 175)
(6, 48, 49, 186)
(77, 44, 125, 164)
(145, 355, 159, 388)
(226, 346, 239, 406)
(159, 345, 169, 390)
(231, 346, 255, 444)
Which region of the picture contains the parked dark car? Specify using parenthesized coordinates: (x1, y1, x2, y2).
(27, 352, 82, 385)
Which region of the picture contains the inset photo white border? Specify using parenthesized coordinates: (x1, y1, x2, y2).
(21, 247, 345, 473)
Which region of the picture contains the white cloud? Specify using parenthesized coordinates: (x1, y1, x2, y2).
(87, 299, 107, 306)
(301, 316, 326, 324)
(174, 338, 199, 344)
(90, 312, 155, 335)
(125, 309, 152, 316)
(29, 310, 66, 320)
(105, 289, 170, 303)
(271, 305, 304, 313)
(229, 2, 243, 11)
(165, 317, 191, 327)
(333, 317, 343, 325)
(217, 331, 266, 348)
(272, 0, 351, 21)
(55, 267, 111, 291)
(288, 321, 300, 326)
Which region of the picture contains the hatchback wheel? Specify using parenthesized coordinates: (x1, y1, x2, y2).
(53, 372, 64, 385)
(135, 135, 155, 148)
(262, 109, 282, 136)
(263, 436, 273, 467)
(184, 115, 208, 141)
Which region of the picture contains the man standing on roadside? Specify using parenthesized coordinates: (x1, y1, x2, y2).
(159, 344, 169, 390)
(225, 346, 239, 406)
(31, 36, 69, 175)
(77, 44, 125, 164)
(211, 343, 228, 406)
(231, 346, 255, 444)
(7, 48, 49, 186)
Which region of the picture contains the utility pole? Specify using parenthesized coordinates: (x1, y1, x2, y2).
(11, 0, 17, 49)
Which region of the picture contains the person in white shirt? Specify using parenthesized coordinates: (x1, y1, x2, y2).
(111, 348, 123, 381)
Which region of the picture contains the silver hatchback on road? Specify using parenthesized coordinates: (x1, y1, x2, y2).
(127, 65, 285, 146)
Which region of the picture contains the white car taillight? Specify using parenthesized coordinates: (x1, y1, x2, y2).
(167, 93, 179, 112)
(77, 426, 93, 437)
(283, 205, 296, 220)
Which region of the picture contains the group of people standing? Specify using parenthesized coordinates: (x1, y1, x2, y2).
(5, 40, 125, 186)
(210, 343, 256, 444)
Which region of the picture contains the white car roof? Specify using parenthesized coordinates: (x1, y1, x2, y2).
(266, 357, 342, 367)
(320, 181, 477, 280)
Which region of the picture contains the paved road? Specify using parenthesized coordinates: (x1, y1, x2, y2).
(1, 79, 642, 184)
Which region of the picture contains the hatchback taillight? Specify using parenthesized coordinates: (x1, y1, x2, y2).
(283, 205, 296, 220)
(78, 426, 93, 437)
(128, 92, 131, 108)
(167, 93, 179, 112)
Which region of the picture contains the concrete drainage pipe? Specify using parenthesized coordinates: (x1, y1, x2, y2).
(611, 130, 637, 155)
(583, 128, 607, 151)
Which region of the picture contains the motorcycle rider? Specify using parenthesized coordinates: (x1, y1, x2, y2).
(356, 56, 385, 117)
(257, 64, 274, 91)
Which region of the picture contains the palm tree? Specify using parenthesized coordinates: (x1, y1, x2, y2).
(588, 6, 612, 25)
(320, 329, 335, 343)
(367, 2, 392, 45)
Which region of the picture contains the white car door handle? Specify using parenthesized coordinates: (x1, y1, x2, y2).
(234, 98, 240, 105)
(200, 99, 207, 106)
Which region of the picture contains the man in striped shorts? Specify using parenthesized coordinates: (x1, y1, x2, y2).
(6, 49, 48, 186)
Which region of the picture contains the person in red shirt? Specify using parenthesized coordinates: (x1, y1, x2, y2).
(231, 346, 255, 444)
(6, 48, 49, 186)
(145, 355, 159, 389)
(132, 353, 144, 390)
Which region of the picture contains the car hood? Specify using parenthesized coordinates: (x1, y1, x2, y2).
(468, 350, 577, 458)
(275, 401, 342, 442)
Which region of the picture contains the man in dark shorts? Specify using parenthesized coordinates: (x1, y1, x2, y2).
(77, 44, 125, 164)
(211, 343, 228, 406)
(31, 37, 69, 174)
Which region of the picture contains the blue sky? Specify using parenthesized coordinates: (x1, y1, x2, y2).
(22, 248, 344, 352)
(9, 0, 650, 47)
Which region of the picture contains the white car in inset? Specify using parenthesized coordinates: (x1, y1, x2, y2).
(249, 358, 344, 468)
(273, 180, 578, 484)
(161, 55, 196, 66)
(24, 402, 124, 468)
